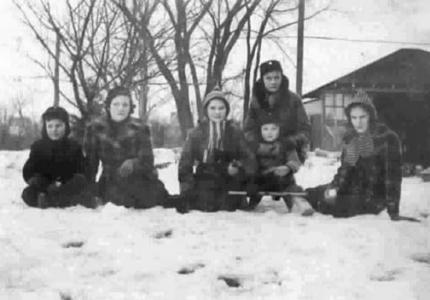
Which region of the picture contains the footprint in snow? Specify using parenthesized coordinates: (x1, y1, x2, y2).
(59, 292, 72, 300)
(62, 241, 85, 248)
(411, 253, 430, 264)
(419, 212, 429, 219)
(369, 269, 402, 282)
(153, 229, 173, 239)
(218, 275, 242, 288)
(177, 263, 205, 274)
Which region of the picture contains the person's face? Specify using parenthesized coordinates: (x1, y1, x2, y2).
(261, 123, 280, 142)
(207, 99, 227, 122)
(110, 95, 131, 122)
(45, 119, 66, 140)
(263, 71, 282, 93)
(350, 106, 370, 134)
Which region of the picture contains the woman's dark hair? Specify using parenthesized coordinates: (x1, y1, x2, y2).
(104, 86, 135, 116)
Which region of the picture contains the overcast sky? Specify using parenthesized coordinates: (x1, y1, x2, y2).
(1, 0, 429, 118)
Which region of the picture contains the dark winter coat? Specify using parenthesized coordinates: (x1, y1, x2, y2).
(83, 115, 166, 208)
(256, 140, 301, 174)
(21, 136, 90, 207)
(254, 139, 301, 191)
(244, 76, 311, 152)
(178, 120, 257, 211)
(23, 137, 85, 184)
(328, 123, 402, 217)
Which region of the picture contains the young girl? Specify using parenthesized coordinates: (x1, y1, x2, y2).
(248, 116, 314, 215)
(306, 91, 402, 219)
(178, 87, 257, 212)
(22, 106, 89, 208)
(83, 86, 169, 208)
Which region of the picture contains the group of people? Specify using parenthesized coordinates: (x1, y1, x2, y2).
(21, 60, 402, 220)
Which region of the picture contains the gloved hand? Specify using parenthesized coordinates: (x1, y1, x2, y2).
(323, 186, 337, 205)
(246, 182, 259, 197)
(274, 165, 290, 177)
(47, 182, 61, 194)
(227, 162, 240, 176)
(118, 159, 135, 177)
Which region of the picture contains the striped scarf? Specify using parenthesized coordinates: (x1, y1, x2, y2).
(203, 121, 226, 163)
(343, 132, 374, 166)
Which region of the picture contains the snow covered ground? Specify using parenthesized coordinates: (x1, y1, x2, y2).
(0, 150, 429, 300)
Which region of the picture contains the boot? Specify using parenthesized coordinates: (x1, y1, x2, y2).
(164, 194, 189, 214)
(283, 196, 293, 211)
(247, 195, 262, 210)
(290, 196, 314, 216)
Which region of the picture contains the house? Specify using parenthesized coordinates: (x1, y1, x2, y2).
(303, 48, 430, 165)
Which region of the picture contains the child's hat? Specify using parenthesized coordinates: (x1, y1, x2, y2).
(203, 86, 230, 116)
(41, 106, 71, 138)
(42, 106, 69, 124)
(260, 60, 283, 78)
(345, 89, 377, 122)
(260, 114, 280, 126)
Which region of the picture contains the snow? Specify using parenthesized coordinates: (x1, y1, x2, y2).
(1, 150, 429, 299)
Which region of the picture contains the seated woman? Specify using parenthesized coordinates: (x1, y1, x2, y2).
(22, 106, 91, 208)
(249, 115, 314, 215)
(83, 86, 169, 208)
(306, 90, 402, 220)
(178, 87, 257, 212)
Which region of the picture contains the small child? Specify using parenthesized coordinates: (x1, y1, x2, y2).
(249, 116, 313, 215)
(21, 106, 90, 208)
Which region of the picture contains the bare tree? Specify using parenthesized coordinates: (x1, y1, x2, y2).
(118, 0, 329, 138)
(117, 0, 213, 138)
(202, 0, 260, 96)
(118, 0, 264, 138)
(13, 0, 159, 120)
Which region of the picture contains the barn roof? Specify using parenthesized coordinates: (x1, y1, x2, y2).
(304, 48, 430, 98)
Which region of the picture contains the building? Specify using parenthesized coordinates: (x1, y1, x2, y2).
(303, 48, 430, 165)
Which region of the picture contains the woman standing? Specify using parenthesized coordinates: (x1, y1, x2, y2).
(178, 87, 257, 212)
(306, 91, 402, 219)
(84, 86, 168, 208)
(244, 60, 311, 162)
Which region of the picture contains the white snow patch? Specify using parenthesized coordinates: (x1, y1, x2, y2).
(0, 149, 429, 299)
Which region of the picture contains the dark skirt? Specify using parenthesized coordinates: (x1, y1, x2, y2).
(306, 184, 385, 217)
(22, 174, 91, 208)
(98, 175, 168, 209)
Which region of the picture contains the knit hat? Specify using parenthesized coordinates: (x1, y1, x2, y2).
(345, 89, 377, 125)
(260, 60, 283, 78)
(203, 86, 230, 117)
(41, 106, 71, 138)
(104, 86, 135, 115)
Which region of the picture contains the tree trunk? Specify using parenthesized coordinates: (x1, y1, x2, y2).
(53, 33, 60, 107)
(138, 45, 149, 121)
(175, 89, 194, 139)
